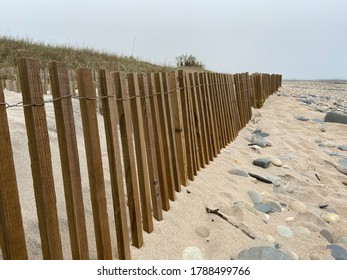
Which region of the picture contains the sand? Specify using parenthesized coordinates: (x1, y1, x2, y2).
(1, 80, 347, 260)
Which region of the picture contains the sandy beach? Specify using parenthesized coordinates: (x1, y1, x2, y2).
(1, 80, 347, 260)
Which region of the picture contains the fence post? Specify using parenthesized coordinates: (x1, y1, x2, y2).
(17, 58, 63, 259)
(0, 86, 28, 260)
(227, 74, 241, 139)
(208, 73, 222, 152)
(216, 73, 228, 147)
(188, 72, 205, 169)
(234, 73, 245, 127)
(154, 72, 176, 201)
(98, 69, 131, 260)
(161, 72, 181, 192)
(199, 72, 215, 161)
(49, 62, 89, 260)
(186, 72, 199, 175)
(127, 73, 153, 233)
(167, 71, 188, 186)
(177, 70, 195, 181)
(114, 72, 144, 248)
(138, 73, 163, 220)
(241, 73, 252, 124)
(147, 73, 170, 210)
(195, 72, 210, 165)
(76, 68, 112, 259)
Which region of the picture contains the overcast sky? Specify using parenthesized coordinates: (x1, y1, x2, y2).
(1, 0, 346, 79)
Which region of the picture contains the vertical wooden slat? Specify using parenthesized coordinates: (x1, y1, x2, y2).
(98, 70, 131, 260)
(234, 74, 244, 127)
(138, 73, 163, 220)
(76, 68, 112, 259)
(194, 72, 209, 165)
(147, 73, 170, 211)
(186, 72, 199, 174)
(154, 72, 176, 201)
(221, 73, 231, 144)
(114, 72, 143, 248)
(242, 73, 251, 123)
(221, 74, 233, 143)
(127, 73, 153, 233)
(205, 73, 219, 158)
(161, 72, 181, 192)
(214, 74, 224, 147)
(17, 58, 63, 259)
(199, 72, 215, 161)
(0, 86, 28, 260)
(177, 70, 195, 181)
(167, 71, 188, 186)
(227, 74, 236, 141)
(216, 73, 228, 147)
(209, 73, 221, 152)
(49, 62, 89, 260)
(189, 73, 205, 169)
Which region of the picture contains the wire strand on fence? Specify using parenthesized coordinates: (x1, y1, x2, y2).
(1, 81, 257, 109)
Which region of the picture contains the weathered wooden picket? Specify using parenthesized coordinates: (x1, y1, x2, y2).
(0, 58, 281, 260)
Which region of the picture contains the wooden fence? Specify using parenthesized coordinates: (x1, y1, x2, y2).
(0, 58, 281, 260)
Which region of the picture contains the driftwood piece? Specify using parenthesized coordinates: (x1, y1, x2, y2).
(206, 207, 255, 240)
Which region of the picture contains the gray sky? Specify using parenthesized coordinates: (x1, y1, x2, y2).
(1, 0, 346, 79)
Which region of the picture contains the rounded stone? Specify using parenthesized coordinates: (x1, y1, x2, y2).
(182, 246, 204, 260)
(228, 169, 249, 177)
(321, 213, 340, 223)
(253, 158, 272, 169)
(337, 145, 347, 151)
(285, 216, 296, 222)
(336, 237, 347, 244)
(324, 111, 347, 125)
(296, 226, 311, 236)
(324, 142, 335, 148)
(265, 140, 273, 147)
(247, 190, 263, 204)
(251, 135, 267, 147)
(276, 225, 293, 238)
(338, 157, 347, 166)
(294, 115, 309, 121)
(236, 246, 292, 260)
(320, 229, 334, 243)
(336, 164, 347, 175)
(254, 203, 273, 213)
(319, 203, 329, 209)
(272, 158, 283, 167)
(267, 201, 282, 212)
(327, 244, 347, 260)
(195, 226, 210, 238)
(288, 201, 308, 214)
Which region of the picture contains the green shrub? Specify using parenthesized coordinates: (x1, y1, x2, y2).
(176, 54, 205, 69)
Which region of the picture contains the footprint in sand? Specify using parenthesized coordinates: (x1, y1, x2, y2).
(195, 226, 210, 239)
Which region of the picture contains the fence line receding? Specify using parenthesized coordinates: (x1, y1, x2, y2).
(0, 59, 282, 260)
